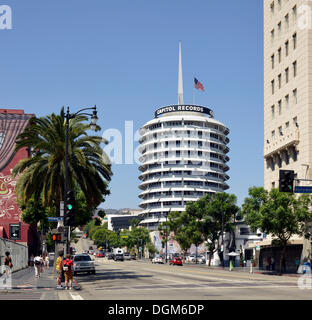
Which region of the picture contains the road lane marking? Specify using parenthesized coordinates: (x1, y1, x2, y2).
(70, 292, 84, 300)
(93, 284, 299, 291)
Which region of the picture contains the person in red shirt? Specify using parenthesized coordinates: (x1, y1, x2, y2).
(62, 254, 74, 290)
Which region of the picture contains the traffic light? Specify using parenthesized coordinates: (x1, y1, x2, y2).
(65, 189, 75, 226)
(279, 170, 295, 193)
(52, 232, 61, 242)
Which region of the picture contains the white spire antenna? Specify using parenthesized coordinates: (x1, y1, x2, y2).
(178, 41, 184, 105)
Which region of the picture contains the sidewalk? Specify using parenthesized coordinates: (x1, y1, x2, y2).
(0, 265, 59, 300)
(133, 258, 302, 277)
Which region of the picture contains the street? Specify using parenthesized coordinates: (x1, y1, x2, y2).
(0, 237, 310, 301)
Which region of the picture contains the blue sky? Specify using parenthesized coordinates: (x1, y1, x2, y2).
(1, 0, 264, 209)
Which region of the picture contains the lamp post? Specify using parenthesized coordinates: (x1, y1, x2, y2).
(64, 105, 98, 255)
(221, 211, 224, 268)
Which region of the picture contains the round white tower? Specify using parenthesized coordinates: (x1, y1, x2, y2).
(138, 105, 230, 230)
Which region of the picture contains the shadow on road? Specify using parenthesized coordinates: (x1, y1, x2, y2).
(73, 270, 153, 283)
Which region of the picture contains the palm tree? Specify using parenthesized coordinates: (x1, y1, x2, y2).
(12, 107, 112, 213)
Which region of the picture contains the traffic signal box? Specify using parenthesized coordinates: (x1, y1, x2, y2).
(52, 232, 62, 242)
(65, 189, 75, 226)
(279, 170, 295, 193)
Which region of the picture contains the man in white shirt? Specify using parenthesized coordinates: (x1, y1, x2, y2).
(34, 254, 43, 278)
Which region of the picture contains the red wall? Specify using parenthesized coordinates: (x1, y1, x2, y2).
(0, 109, 36, 250)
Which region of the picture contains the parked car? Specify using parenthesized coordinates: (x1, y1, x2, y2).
(131, 254, 137, 260)
(107, 253, 114, 260)
(114, 253, 124, 261)
(169, 257, 183, 266)
(186, 255, 196, 263)
(96, 251, 105, 258)
(124, 253, 132, 260)
(152, 255, 164, 264)
(88, 250, 94, 255)
(73, 254, 95, 275)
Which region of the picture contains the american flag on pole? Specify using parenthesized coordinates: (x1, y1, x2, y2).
(194, 77, 205, 91)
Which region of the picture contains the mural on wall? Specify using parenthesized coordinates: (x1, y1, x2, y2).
(0, 170, 20, 221)
(150, 230, 182, 255)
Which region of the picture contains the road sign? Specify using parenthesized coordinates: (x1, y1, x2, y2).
(48, 217, 63, 222)
(294, 186, 312, 193)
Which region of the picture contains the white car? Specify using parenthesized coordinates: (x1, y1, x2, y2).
(152, 256, 164, 264)
(186, 255, 196, 263)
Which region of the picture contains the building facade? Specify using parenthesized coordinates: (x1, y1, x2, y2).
(264, 0, 311, 188)
(138, 105, 230, 230)
(263, 0, 312, 261)
(0, 109, 39, 255)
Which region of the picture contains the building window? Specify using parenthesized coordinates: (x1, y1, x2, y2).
(198, 131, 202, 138)
(293, 61, 297, 77)
(285, 95, 289, 109)
(165, 151, 168, 158)
(176, 141, 180, 147)
(271, 80, 275, 94)
(293, 89, 297, 104)
(278, 100, 282, 115)
(279, 126, 283, 136)
(272, 130, 275, 139)
(293, 117, 298, 128)
(198, 151, 202, 157)
(285, 68, 289, 83)
(272, 182, 275, 189)
(285, 121, 289, 129)
(270, 1, 275, 16)
(271, 54, 275, 69)
(278, 22, 282, 38)
(278, 47, 281, 63)
(271, 105, 275, 119)
(285, 151, 289, 165)
(271, 29, 275, 44)
(293, 32, 297, 50)
(176, 151, 180, 157)
(292, 5, 297, 22)
(278, 74, 282, 89)
(285, 14, 289, 30)
(165, 141, 168, 148)
(198, 141, 202, 148)
(285, 41, 289, 57)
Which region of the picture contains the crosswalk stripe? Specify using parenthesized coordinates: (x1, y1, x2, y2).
(70, 292, 84, 300)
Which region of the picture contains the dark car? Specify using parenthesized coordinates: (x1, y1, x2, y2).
(107, 253, 114, 260)
(169, 257, 183, 266)
(114, 254, 124, 261)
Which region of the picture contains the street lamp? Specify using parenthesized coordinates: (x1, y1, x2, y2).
(64, 105, 98, 254)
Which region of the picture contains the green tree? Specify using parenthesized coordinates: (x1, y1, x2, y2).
(201, 193, 240, 265)
(97, 209, 106, 219)
(12, 107, 112, 215)
(242, 187, 312, 273)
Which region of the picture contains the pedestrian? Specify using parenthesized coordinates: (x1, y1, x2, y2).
(29, 254, 34, 268)
(56, 251, 64, 289)
(266, 256, 271, 271)
(271, 257, 275, 271)
(45, 253, 49, 269)
(62, 254, 74, 290)
(34, 253, 43, 278)
(295, 257, 300, 271)
(3, 251, 13, 276)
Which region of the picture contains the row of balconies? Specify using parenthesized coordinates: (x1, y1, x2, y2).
(139, 127, 230, 144)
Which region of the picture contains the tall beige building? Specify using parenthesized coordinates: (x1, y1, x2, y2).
(264, 0, 312, 259)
